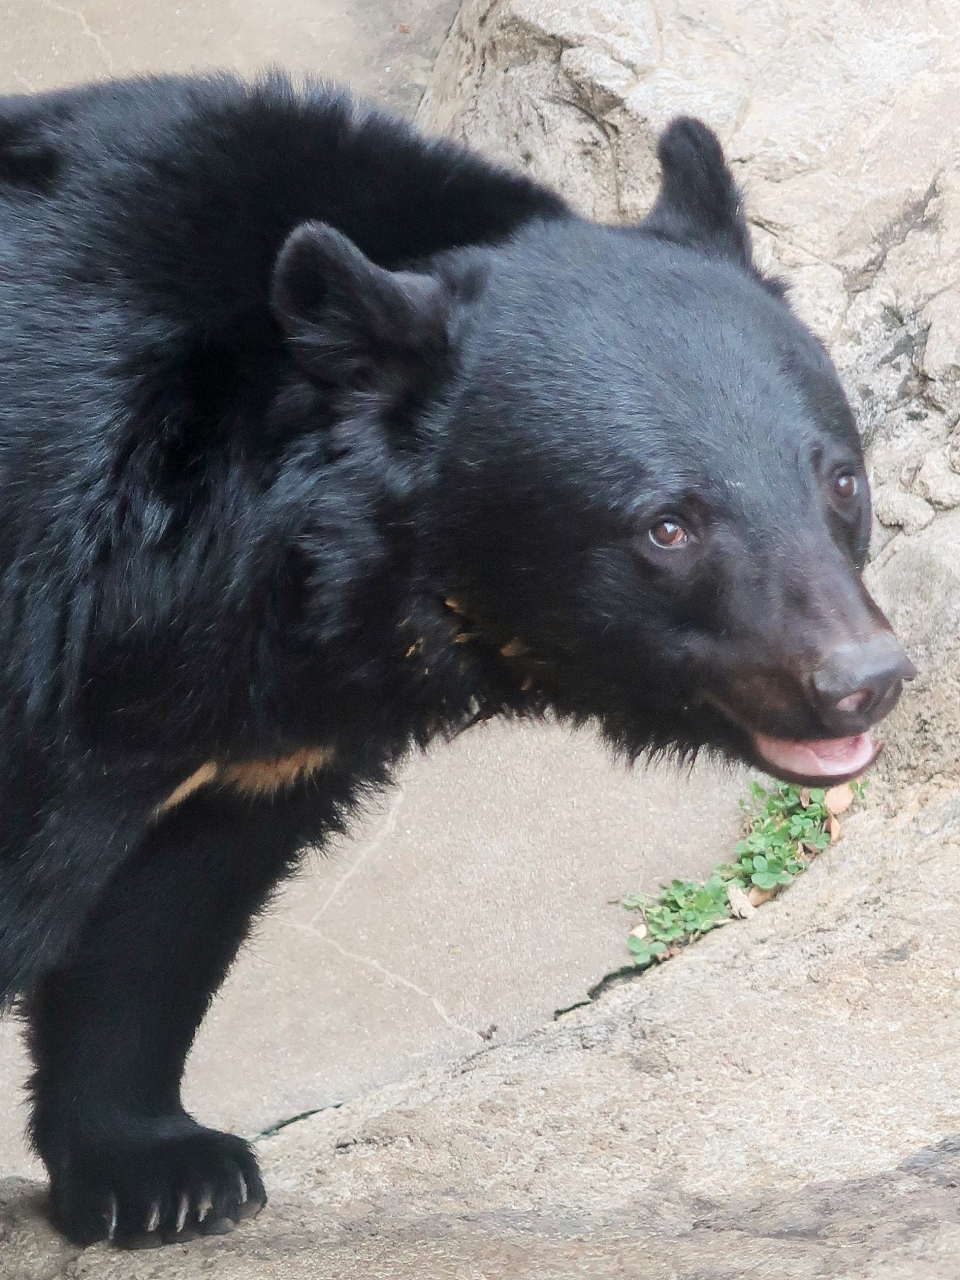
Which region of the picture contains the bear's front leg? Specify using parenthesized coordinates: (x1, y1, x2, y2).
(0, 768, 154, 1001)
(24, 785, 313, 1247)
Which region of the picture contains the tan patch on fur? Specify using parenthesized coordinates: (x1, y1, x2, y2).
(155, 748, 335, 816)
(499, 637, 530, 658)
(155, 762, 219, 816)
(219, 747, 335, 797)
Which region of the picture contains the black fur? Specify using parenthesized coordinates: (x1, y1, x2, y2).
(0, 76, 905, 1247)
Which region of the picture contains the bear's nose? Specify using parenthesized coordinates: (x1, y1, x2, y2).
(811, 633, 917, 731)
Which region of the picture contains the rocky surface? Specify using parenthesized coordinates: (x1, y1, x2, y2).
(5, 1, 960, 1276)
(6, 791, 960, 1277)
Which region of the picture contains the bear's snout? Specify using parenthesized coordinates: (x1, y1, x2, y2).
(809, 631, 916, 735)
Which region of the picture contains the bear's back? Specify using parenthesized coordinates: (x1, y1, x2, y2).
(0, 74, 563, 523)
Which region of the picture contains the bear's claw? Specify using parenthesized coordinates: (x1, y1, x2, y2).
(46, 1121, 266, 1247)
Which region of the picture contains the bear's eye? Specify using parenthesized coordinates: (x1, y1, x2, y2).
(833, 472, 858, 501)
(648, 519, 690, 550)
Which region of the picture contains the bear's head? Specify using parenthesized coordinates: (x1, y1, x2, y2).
(270, 119, 914, 786)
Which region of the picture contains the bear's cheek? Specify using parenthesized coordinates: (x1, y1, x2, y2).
(681, 640, 820, 742)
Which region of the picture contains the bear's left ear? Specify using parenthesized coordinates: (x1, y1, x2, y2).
(271, 221, 451, 395)
(639, 117, 753, 268)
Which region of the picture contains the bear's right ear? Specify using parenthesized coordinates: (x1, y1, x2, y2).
(270, 221, 451, 395)
(639, 118, 752, 268)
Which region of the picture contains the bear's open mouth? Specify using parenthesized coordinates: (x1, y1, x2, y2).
(750, 730, 878, 783)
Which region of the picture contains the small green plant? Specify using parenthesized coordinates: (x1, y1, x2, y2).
(725, 781, 829, 890)
(623, 779, 866, 970)
(624, 873, 730, 967)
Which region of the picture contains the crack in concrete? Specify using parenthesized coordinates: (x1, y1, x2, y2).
(845, 178, 942, 297)
(748, 216, 840, 272)
(276, 916, 482, 1041)
(39, 0, 115, 72)
(308, 786, 407, 926)
(255, 1101, 342, 1141)
(649, 0, 664, 61)
(550, 91, 623, 212)
(553, 963, 643, 1020)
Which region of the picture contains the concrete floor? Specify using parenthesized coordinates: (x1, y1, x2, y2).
(0, 0, 751, 1182)
(0, 0, 457, 113)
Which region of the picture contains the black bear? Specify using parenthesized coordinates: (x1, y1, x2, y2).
(0, 73, 913, 1247)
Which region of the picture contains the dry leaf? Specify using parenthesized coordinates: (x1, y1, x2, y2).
(629, 923, 648, 941)
(748, 885, 778, 907)
(829, 814, 841, 841)
(824, 783, 854, 816)
(799, 787, 811, 809)
(727, 882, 757, 919)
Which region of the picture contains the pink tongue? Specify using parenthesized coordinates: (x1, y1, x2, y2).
(752, 731, 876, 780)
